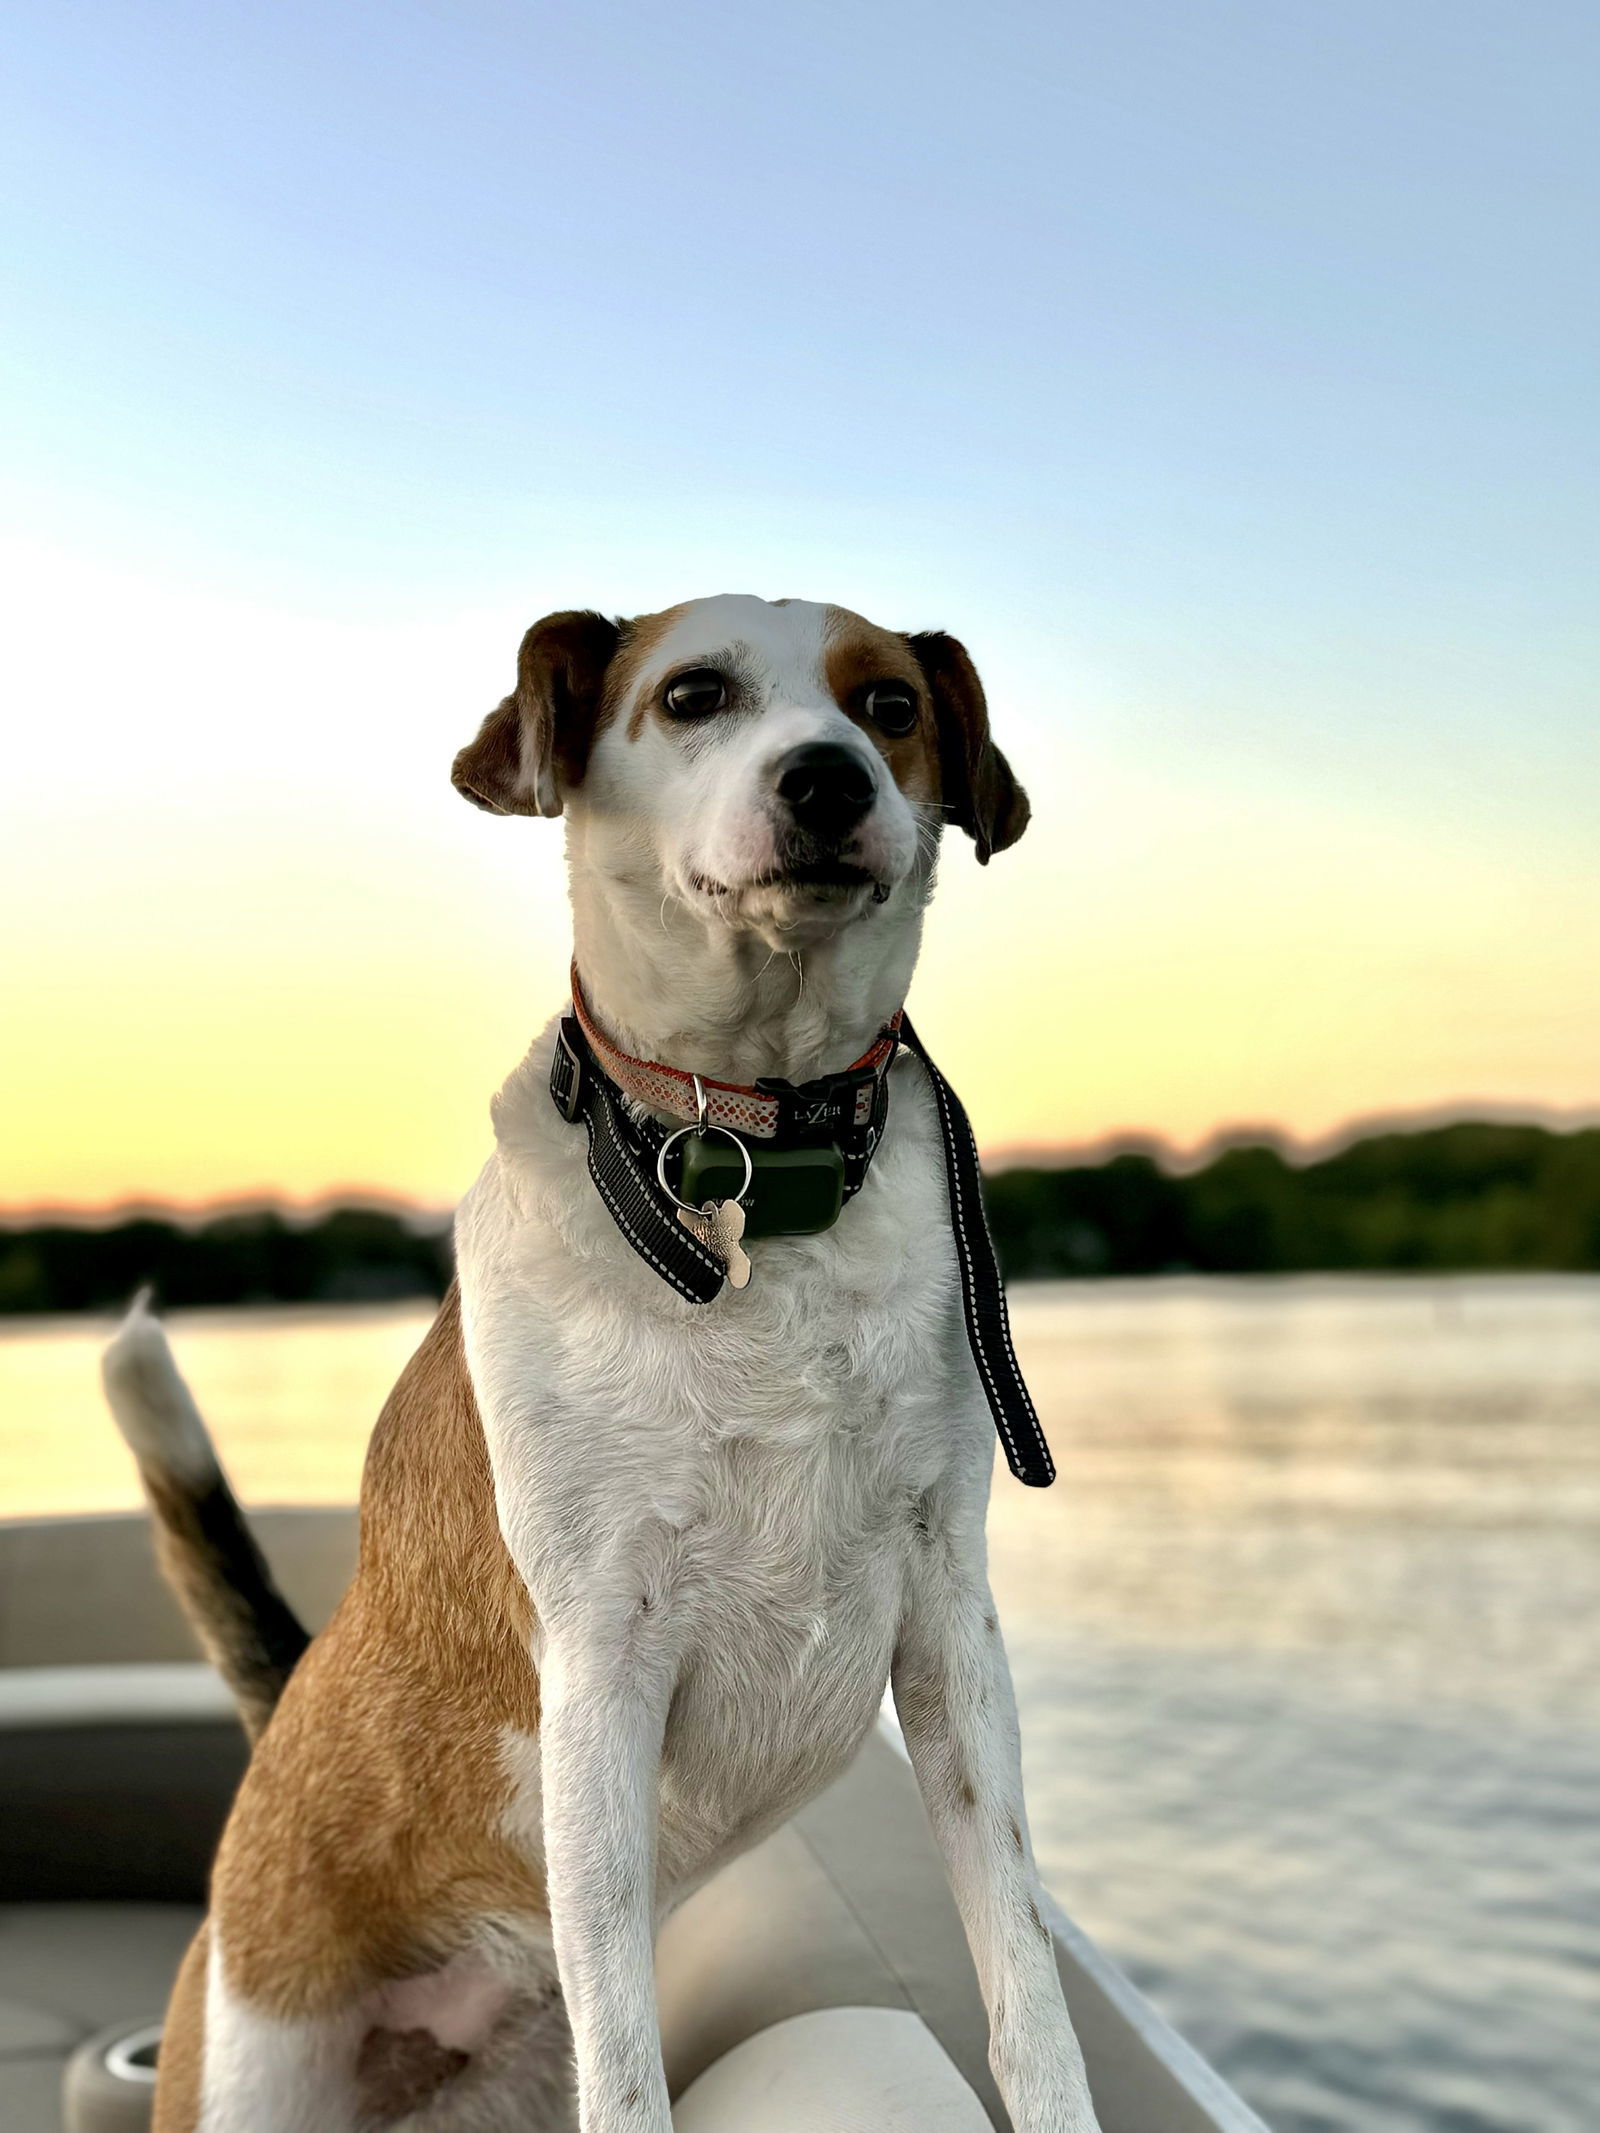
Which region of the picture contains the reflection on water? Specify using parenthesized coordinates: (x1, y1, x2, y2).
(3, 1275, 1597, 2132)
(995, 1278, 1600, 2133)
(994, 1277, 1600, 1726)
(0, 1301, 426, 1515)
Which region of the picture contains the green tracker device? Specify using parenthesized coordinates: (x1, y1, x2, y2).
(675, 1132, 847, 1239)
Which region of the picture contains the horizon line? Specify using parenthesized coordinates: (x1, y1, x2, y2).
(5, 1099, 1598, 1228)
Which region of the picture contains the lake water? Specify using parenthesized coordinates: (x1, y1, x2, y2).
(3, 1275, 1597, 2133)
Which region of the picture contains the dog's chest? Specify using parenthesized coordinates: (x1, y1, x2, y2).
(651, 1306, 939, 1841)
(462, 1055, 981, 1880)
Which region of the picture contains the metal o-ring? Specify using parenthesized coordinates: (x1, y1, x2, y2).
(656, 1121, 754, 1215)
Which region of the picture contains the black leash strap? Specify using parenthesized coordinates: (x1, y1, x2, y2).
(897, 1018, 1056, 1488)
(550, 1012, 1055, 1485)
(552, 1020, 726, 1304)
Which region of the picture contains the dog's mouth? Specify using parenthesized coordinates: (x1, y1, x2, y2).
(754, 859, 875, 890)
(686, 856, 888, 902)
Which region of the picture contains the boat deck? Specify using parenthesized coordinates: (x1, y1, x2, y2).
(0, 1510, 1268, 2131)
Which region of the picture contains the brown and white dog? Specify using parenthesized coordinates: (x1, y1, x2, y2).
(104, 595, 1103, 2133)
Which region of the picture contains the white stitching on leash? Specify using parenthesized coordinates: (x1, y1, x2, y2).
(921, 1057, 1025, 1474)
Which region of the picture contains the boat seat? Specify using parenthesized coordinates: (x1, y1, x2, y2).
(55, 2003, 990, 2133)
(672, 2007, 991, 2130)
(3, 1515, 1262, 2133)
(656, 1728, 1001, 2116)
(0, 1903, 200, 2132)
(0, 1666, 242, 2132)
(2, 1660, 1006, 2133)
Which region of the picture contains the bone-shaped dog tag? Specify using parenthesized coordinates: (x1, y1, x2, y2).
(677, 1198, 752, 1289)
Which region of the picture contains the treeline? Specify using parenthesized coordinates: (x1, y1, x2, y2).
(0, 1208, 453, 1316)
(984, 1122, 1600, 1278)
(2, 1122, 1598, 1314)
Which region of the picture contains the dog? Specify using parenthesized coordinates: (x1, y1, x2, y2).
(103, 594, 1104, 2132)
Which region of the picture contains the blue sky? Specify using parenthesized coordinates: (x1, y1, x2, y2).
(8, 2, 1596, 805)
(3, 0, 1597, 1202)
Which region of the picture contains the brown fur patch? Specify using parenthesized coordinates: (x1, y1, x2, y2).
(903, 629, 1029, 863)
(206, 1285, 544, 2023)
(152, 1925, 207, 2133)
(452, 610, 620, 815)
(356, 2026, 471, 2118)
(822, 609, 941, 806)
(606, 604, 693, 740)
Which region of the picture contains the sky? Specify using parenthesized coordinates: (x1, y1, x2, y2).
(3, 0, 1597, 1210)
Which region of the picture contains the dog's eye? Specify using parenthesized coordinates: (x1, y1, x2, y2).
(863, 683, 918, 737)
(664, 669, 728, 720)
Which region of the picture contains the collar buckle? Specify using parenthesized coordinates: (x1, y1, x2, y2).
(754, 1060, 885, 1142)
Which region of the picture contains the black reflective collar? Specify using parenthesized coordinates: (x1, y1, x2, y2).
(551, 1013, 893, 1209)
(548, 1007, 1055, 1488)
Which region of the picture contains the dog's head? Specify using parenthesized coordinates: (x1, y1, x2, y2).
(451, 595, 1028, 944)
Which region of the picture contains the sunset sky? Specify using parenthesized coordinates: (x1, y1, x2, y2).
(4, 1, 1596, 1211)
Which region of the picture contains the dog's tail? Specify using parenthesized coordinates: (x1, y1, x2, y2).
(101, 1289, 310, 1740)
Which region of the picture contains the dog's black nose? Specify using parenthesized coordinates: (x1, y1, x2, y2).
(774, 742, 876, 835)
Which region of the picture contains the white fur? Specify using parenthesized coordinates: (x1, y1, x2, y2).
(102, 1287, 220, 1488)
(186, 596, 1101, 2132)
(202, 1926, 574, 2133)
(200, 1937, 367, 2133)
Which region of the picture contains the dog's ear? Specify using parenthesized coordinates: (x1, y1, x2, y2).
(451, 610, 622, 818)
(905, 631, 1030, 863)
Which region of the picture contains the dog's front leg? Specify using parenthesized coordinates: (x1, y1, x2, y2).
(538, 1611, 677, 2133)
(893, 1497, 1103, 2133)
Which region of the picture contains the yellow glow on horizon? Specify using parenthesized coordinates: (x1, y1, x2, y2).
(4, 544, 1596, 1212)
(8, 779, 1596, 1211)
